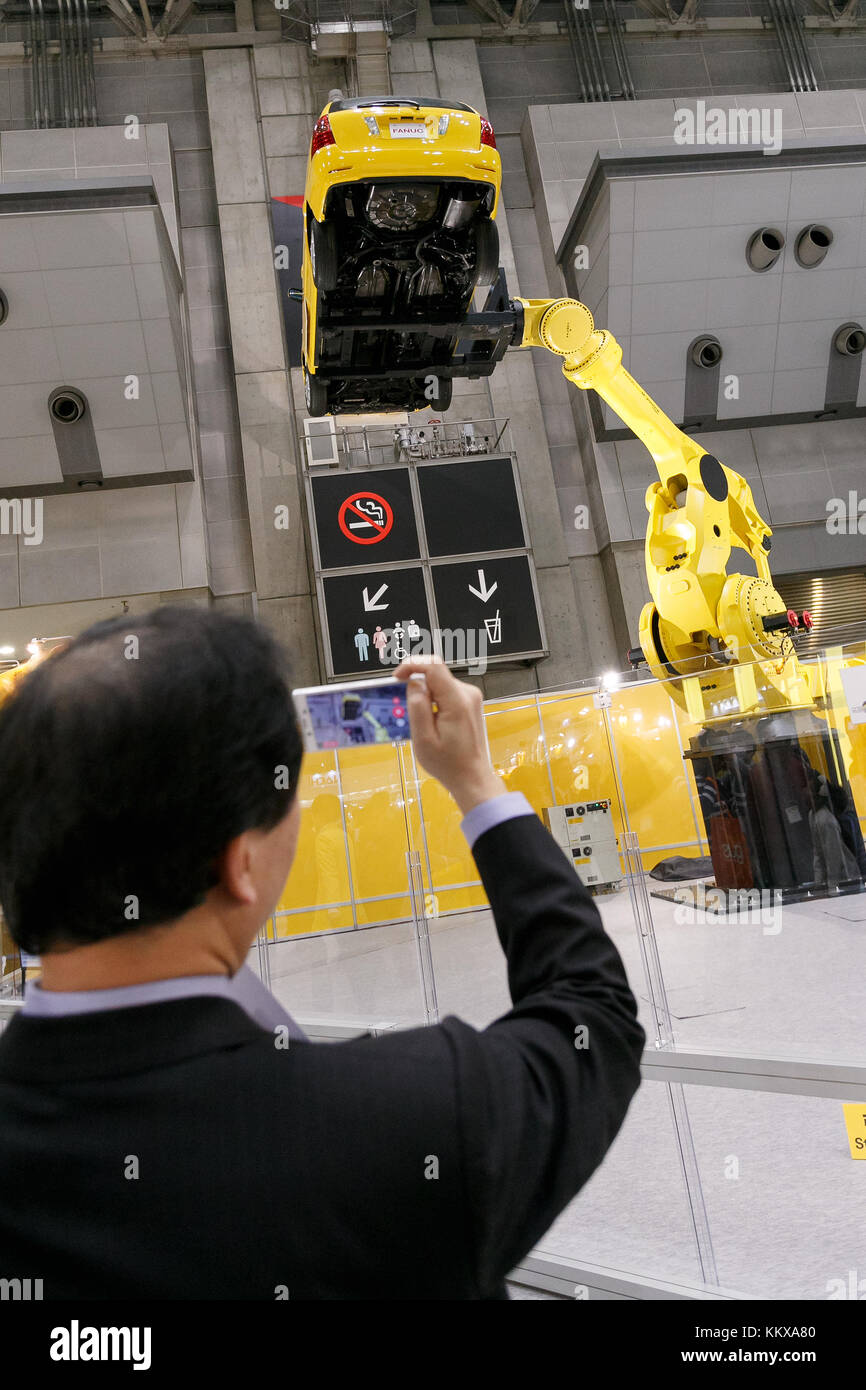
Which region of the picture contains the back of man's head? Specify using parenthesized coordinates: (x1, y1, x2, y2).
(0, 606, 302, 955)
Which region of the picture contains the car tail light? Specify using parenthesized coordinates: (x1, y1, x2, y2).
(311, 116, 336, 156)
(479, 117, 496, 149)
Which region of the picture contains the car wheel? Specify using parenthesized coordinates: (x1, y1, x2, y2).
(310, 219, 338, 292)
(304, 368, 329, 417)
(473, 219, 499, 288)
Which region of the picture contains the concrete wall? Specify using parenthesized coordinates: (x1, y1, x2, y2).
(0, 50, 254, 604)
(0, 123, 213, 610)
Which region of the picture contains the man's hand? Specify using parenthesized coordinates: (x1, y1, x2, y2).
(394, 657, 505, 816)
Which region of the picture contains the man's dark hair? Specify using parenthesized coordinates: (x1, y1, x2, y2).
(0, 606, 303, 954)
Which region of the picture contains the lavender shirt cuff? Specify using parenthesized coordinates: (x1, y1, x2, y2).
(460, 792, 535, 849)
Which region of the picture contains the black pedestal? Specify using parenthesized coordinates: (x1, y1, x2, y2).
(684, 710, 866, 901)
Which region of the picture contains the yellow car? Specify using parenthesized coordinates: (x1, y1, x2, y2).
(300, 96, 502, 416)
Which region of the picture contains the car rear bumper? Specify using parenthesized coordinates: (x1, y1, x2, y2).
(305, 145, 501, 220)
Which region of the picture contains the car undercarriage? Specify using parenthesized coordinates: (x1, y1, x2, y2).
(307, 177, 500, 415)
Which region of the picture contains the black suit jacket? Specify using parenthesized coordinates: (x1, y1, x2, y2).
(0, 813, 644, 1299)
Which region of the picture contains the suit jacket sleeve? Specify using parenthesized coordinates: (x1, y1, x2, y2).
(442, 812, 645, 1294)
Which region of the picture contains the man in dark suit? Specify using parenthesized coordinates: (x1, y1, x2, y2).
(0, 607, 644, 1300)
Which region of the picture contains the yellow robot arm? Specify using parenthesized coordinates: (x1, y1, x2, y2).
(516, 297, 813, 718)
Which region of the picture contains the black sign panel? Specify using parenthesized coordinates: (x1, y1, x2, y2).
(418, 456, 525, 557)
(431, 555, 544, 659)
(311, 468, 419, 569)
(322, 567, 431, 677)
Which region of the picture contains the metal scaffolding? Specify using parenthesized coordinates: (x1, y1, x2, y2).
(279, 0, 416, 47)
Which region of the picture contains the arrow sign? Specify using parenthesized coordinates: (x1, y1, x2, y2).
(468, 568, 498, 603)
(363, 582, 389, 611)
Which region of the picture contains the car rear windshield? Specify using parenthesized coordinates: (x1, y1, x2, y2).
(328, 97, 476, 113)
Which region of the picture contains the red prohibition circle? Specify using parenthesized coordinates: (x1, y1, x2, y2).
(338, 491, 394, 545)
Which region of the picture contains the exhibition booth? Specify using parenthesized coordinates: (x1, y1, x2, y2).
(255, 632, 866, 1300)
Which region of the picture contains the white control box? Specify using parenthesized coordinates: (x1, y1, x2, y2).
(544, 800, 622, 890)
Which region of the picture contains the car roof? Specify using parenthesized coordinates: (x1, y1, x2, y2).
(327, 97, 477, 114)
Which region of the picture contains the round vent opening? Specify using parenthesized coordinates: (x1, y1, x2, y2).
(795, 224, 833, 268)
(746, 227, 785, 272)
(48, 388, 87, 424)
(834, 324, 866, 356)
(690, 336, 723, 369)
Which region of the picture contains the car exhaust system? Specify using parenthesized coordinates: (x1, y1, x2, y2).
(441, 195, 480, 231)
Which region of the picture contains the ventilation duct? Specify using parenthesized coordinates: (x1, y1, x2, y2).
(795, 224, 833, 268)
(48, 386, 87, 424)
(824, 322, 865, 413)
(47, 386, 104, 488)
(684, 335, 724, 429)
(690, 336, 723, 369)
(834, 324, 866, 356)
(747, 227, 785, 272)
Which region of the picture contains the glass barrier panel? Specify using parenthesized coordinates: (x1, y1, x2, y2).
(537, 688, 620, 816)
(535, 1078, 707, 1289)
(340, 741, 412, 928)
(261, 919, 433, 1032)
(485, 695, 551, 815)
(262, 742, 434, 1029)
(609, 680, 707, 872)
(274, 750, 353, 936)
(414, 746, 488, 916)
(609, 639, 866, 1064)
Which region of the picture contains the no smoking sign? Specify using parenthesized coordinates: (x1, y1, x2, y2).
(310, 469, 420, 569)
(337, 491, 394, 546)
